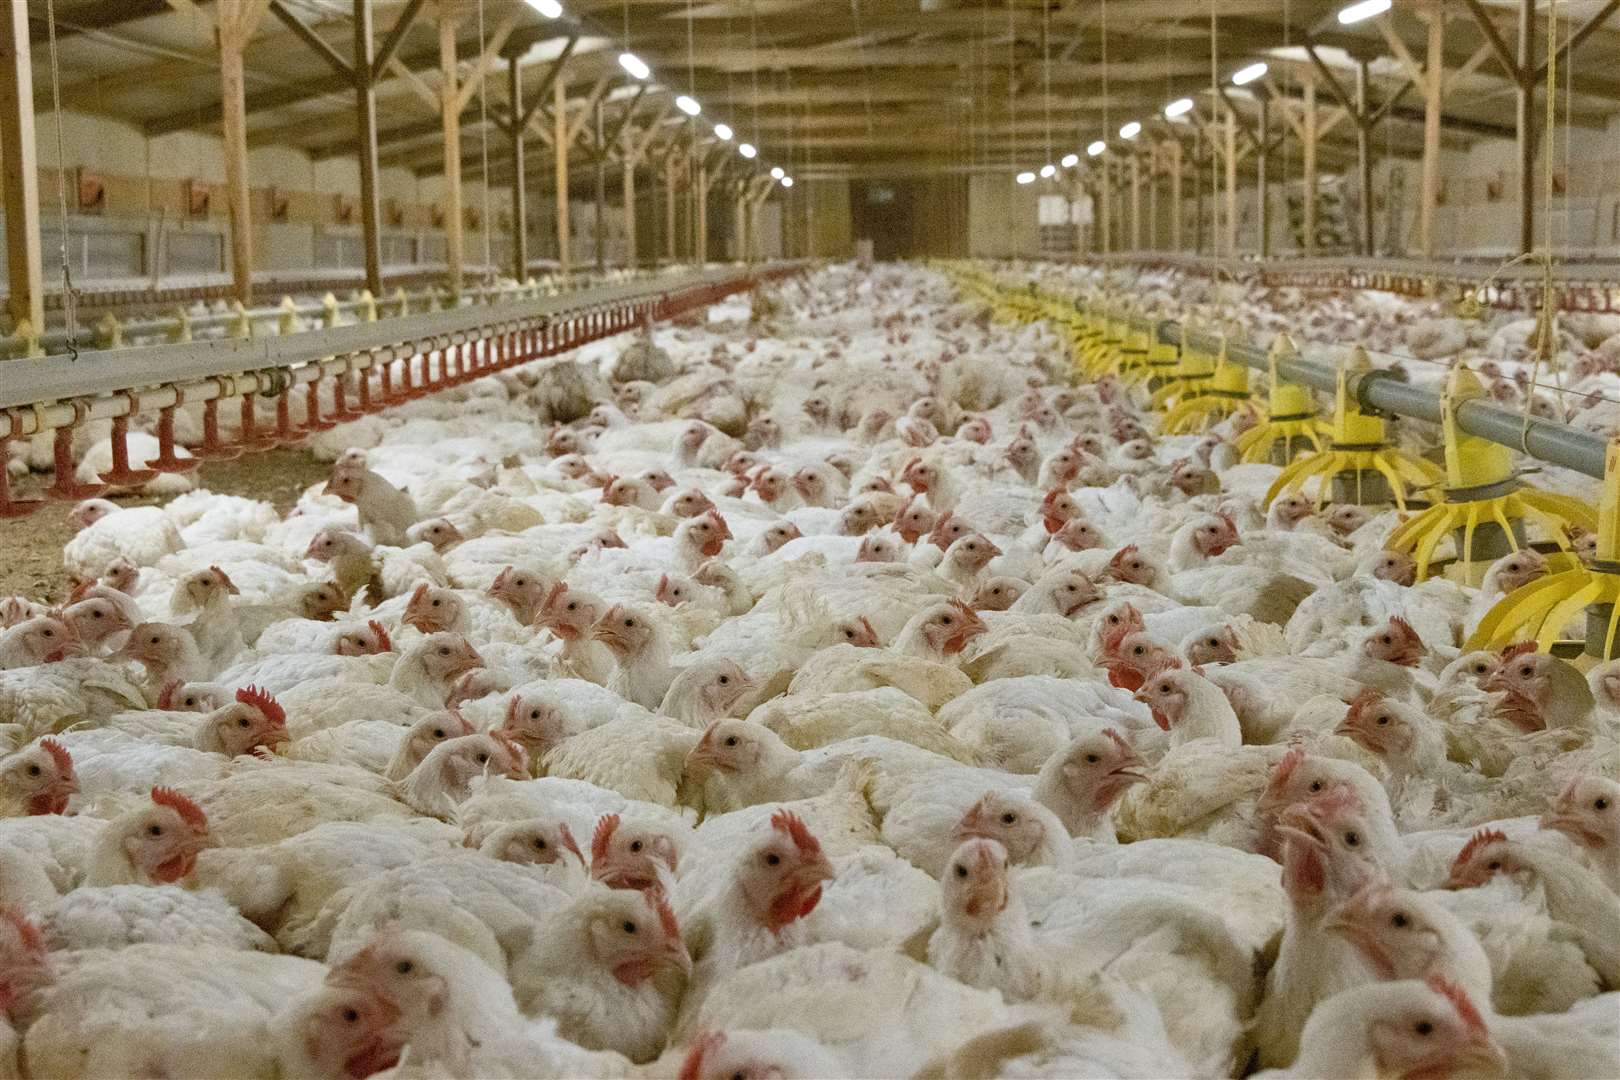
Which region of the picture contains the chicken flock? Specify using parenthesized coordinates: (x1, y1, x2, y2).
(1, 263, 1618, 1080)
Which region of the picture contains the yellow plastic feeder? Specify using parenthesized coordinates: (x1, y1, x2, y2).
(1161, 337, 1253, 434)
(1232, 335, 1327, 465)
(1148, 320, 1217, 412)
(1263, 346, 1443, 510)
(1383, 365, 1595, 584)
(1465, 435, 1620, 657)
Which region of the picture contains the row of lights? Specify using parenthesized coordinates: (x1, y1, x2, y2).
(523, 0, 792, 187)
(1013, 0, 1392, 184)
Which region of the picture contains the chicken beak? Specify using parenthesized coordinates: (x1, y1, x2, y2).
(1460, 1037, 1509, 1076)
(660, 940, 693, 977)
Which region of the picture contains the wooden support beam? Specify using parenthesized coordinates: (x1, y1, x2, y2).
(1444, 41, 1495, 93)
(1515, 0, 1534, 254)
(451, 10, 522, 113)
(665, 151, 678, 262)
(1257, 96, 1269, 259)
(508, 51, 527, 281)
(1419, 10, 1444, 260)
(1303, 77, 1318, 254)
(1301, 37, 1359, 124)
(1355, 59, 1373, 256)
(566, 77, 612, 145)
(517, 36, 577, 132)
(0, 0, 42, 336)
(600, 85, 648, 158)
(1130, 151, 1142, 251)
(217, 0, 275, 306)
(554, 71, 570, 275)
(1460, 0, 1522, 79)
(1223, 107, 1237, 258)
(439, 9, 465, 294)
(1169, 138, 1182, 251)
(372, 0, 427, 82)
(387, 54, 440, 113)
(594, 97, 606, 274)
(1533, 0, 1620, 82)
(268, 1, 354, 81)
(354, 0, 383, 295)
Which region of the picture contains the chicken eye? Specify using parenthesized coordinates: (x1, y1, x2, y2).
(724, 736, 738, 747)
(26, 765, 40, 776)
(533, 838, 547, 849)
(845, 629, 855, 638)
(395, 961, 414, 975)
(765, 853, 781, 866)
(1132, 646, 1145, 656)
(432, 728, 446, 738)
(41, 629, 52, 638)
(438, 648, 450, 656)
(1380, 635, 1392, 645)
(1595, 798, 1610, 810)
(718, 675, 729, 685)
(954, 864, 968, 878)
(91, 610, 103, 619)
(1000, 813, 1017, 824)
(1519, 665, 1533, 677)
(1487, 860, 1501, 871)
(567, 603, 578, 611)
(148, 825, 163, 836)
(342, 1008, 360, 1023)
(624, 619, 635, 628)
(238, 718, 250, 728)
(431, 600, 441, 607)
(1473, 664, 1488, 674)
(1344, 831, 1360, 847)
(1391, 913, 1409, 928)
(1415, 1021, 1433, 1037)
(1376, 715, 1389, 726)
(476, 754, 489, 764)
(1084, 754, 1100, 764)
(941, 616, 953, 626)
(1309, 781, 1322, 793)
(622, 921, 637, 934)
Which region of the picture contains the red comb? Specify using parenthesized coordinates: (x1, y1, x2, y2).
(677, 1032, 725, 1080)
(645, 887, 681, 940)
(542, 581, 569, 611)
(591, 813, 621, 863)
(367, 620, 393, 652)
(69, 578, 93, 603)
(1426, 975, 1490, 1037)
(1498, 641, 1537, 661)
(151, 787, 207, 831)
(1344, 688, 1384, 724)
(0, 905, 44, 956)
(1389, 616, 1420, 642)
(408, 583, 430, 605)
(770, 809, 821, 856)
(156, 679, 183, 710)
(1101, 728, 1132, 756)
(235, 685, 285, 726)
(558, 822, 583, 861)
(38, 737, 73, 777)
(1453, 828, 1507, 872)
(1108, 544, 1140, 565)
(1269, 745, 1306, 791)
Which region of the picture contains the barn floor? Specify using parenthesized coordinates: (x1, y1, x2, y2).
(0, 446, 330, 605)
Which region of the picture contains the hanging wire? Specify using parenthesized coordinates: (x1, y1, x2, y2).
(43, 0, 78, 356)
(1041, 0, 1052, 175)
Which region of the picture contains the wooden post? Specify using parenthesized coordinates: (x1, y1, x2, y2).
(1169, 139, 1182, 251)
(1420, 10, 1444, 259)
(353, 0, 383, 295)
(1257, 96, 1269, 258)
(1147, 145, 1158, 250)
(622, 154, 637, 269)
(665, 153, 678, 262)
(1303, 78, 1318, 254)
(593, 99, 606, 274)
(217, 3, 270, 307)
(1355, 59, 1374, 257)
(1515, 0, 1534, 253)
(1129, 150, 1141, 250)
(0, 0, 40, 336)
(553, 73, 570, 276)
(1099, 160, 1111, 254)
(1223, 106, 1237, 258)
(439, 11, 464, 293)
(507, 54, 527, 281)
(1193, 128, 1205, 254)
(697, 161, 709, 267)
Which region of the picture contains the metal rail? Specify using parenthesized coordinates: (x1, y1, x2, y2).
(0, 262, 805, 517)
(1167, 320, 1610, 480)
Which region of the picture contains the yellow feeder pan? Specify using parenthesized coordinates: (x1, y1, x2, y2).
(1465, 435, 1620, 657)
(1232, 334, 1328, 465)
(1161, 337, 1253, 434)
(1112, 312, 1155, 382)
(1148, 320, 1217, 411)
(1077, 308, 1122, 378)
(1384, 365, 1596, 584)
(1263, 346, 1443, 510)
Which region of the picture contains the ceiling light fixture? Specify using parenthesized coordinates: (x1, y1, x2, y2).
(713, 123, 733, 141)
(1087, 140, 1106, 157)
(1040, 164, 1056, 178)
(1164, 97, 1194, 118)
(1337, 0, 1392, 24)
(1016, 171, 1036, 185)
(618, 52, 650, 80)
(738, 142, 757, 158)
(524, 0, 563, 16)
(1119, 121, 1141, 139)
(675, 95, 701, 116)
(1061, 152, 1079, 168)
(1231, 61, 1268, 86)
(781, 176, 793, 187)
(770, 166, 785, 179)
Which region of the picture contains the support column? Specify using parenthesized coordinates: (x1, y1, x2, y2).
(1303, 79, 1318, 254)
(696, 161, 709, 267)
(0, 0, 40, 336)
(1515, 0, 1534, 253)
(1257, 96, 1270, 258)
(1193, 129, 1205, 254)
(439, 11, 464, 293)
(665, 153, 677, 262)
(1355, 59, 1374, 257)
(622, 154, 636, 269)
(1223, 107, 1237, 258)
(1130, 151, 1142, 250)
(507, 54, 527, 281)
(1099, 161, 1111, 254)
(353, 0, 383, 295)
(553, 74, 570, 276)
(217, 3, 270, 307)
(1169, 139, 1182, 251)
(593, 99, 606, 274)
(1420, 11, 1444, 259)
(1148, 145, 1159, 250)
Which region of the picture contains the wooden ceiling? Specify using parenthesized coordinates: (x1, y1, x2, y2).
(30, 0, 1620, 185)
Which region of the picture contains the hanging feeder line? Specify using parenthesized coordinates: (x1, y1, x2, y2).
(0, 263, 806, 519)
